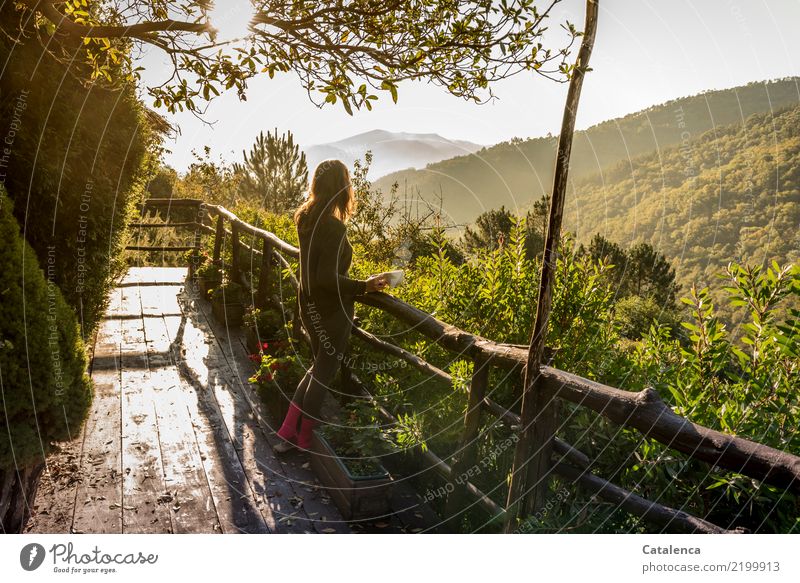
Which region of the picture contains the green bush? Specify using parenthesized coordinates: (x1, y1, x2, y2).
(197, 262, 223, 282)
(212, 279, 246, 304)
(614, 295, 679, 340)
(0, 9, 157, 335)
(0, 190, 92, 469)
(243, 307, 284, 337)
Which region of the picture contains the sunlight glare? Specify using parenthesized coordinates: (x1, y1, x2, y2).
(209, 0, 254, 42)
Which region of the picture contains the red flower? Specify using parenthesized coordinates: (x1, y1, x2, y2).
(261, 342, 270, 350)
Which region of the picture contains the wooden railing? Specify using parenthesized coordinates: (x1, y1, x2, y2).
(124, 197, 206, 262)
(128, 198, 800, 533)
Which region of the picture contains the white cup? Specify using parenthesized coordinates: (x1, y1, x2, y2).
(383, 270, 404, 288)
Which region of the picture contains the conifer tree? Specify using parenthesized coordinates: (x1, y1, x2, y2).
(234, 129, 308, 214)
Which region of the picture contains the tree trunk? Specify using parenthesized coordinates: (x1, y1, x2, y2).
(0, 462, 45, 533)
(504, 0, 599, 532)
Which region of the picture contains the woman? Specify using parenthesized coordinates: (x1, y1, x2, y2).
(273, 159, 388, 453)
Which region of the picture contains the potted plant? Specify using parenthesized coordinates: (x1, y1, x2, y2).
(211, 279, 246, 326)
(185, 248, 209, 278)
(196, 262, 222, 300)
(243, 306, 284, 354)
(247, 339, 304, 422)
(309, 404, 396, 521)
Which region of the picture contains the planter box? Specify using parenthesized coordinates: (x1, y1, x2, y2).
(211, 299, 244, 326)
(257, 382, 291, 425)
(0, 463, 44, 533)
(310, 430, 393, 521)
(245, 326, 262, 355)
(198, 277, 220, 301)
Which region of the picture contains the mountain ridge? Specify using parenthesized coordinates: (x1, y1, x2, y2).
(374, 77, 800, 225)
(304, 129, 483, 178)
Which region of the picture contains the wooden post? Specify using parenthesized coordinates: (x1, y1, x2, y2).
(189, 203, 204, 278)
(231, 221, 242, 284)
(444, 354, 491, 530)
(212, 214, 224, 265)
(339, 353, 358, 406)
(291, 298, 303, 344)
(255, 238, 273, 309)
(504, 0, 599, 532)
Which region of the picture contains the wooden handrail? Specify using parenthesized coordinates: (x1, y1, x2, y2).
(540, 370, 800, 492)
(128, 222, 198, 228)
(203, 203, 300, 257)
(139, 197, 204, 207)
(356, 288, 800, 492)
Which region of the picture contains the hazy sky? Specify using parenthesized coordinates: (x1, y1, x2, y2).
(139, 0, 800, 172)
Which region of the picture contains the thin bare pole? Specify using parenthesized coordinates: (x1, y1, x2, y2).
(504, 0, 600, 532)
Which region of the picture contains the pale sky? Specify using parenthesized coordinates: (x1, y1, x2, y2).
(139, 0, 800, 172)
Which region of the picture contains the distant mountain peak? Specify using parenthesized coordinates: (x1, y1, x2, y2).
(304, 129, 483, 178)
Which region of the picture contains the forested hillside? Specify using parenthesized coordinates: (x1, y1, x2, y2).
(376, 78, 800, 225)
(569, 104, 800, 308)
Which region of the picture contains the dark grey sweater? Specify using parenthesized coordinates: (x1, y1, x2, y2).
(297, 213, 367, 314)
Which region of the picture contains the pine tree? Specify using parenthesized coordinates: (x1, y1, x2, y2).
(461, 197, 548, 260)
(586, 235, 679, 307)
(234, 129, 308, 213)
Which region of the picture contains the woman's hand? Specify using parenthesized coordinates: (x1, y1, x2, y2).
(365, 274, 389, 293)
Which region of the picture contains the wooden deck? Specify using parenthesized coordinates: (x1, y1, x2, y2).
(26, 267, 438, 534)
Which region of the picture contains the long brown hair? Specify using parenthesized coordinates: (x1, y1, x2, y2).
(294, 159, 355, 228)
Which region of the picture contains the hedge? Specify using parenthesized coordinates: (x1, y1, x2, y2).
(0, 189, 92, 470)
(0, 7, 157, 335)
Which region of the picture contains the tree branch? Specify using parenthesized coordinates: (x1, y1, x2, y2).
(22, 0, 212, 39)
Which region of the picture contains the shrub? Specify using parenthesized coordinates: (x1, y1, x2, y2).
(211, 279, 246, 304)
(243, 307, 284, 336)
(197, 262, 223, 282)
(0, 9, 157, 335)
(0, 190, 92, 469)
(614, 295, 679, 340)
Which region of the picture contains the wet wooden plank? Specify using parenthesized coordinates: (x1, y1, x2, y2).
(175, 293, 317, 532)
(139, 284, 183, 317)
(190, 293, 352, 533)
(115, 275, 219, 533)
(120, 367, 173, 533)
(72, 318, 123, 534)
(118, 285, 144, 320)
(147, 309, 272, 534)
(120, 267, 187, 287)
(146, 363, 221, 533)
(388, 480, 442, 533)
(163, 298, 305, 533)
(119, 293, 173, 534)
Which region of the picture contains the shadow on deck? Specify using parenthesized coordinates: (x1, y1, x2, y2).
(26, 267, 439, 534)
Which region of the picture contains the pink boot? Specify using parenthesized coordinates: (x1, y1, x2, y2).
(296, 416, 320, 450)
(276, 402, 302, 442)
